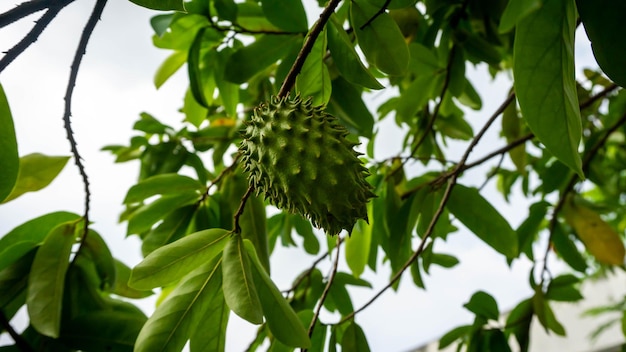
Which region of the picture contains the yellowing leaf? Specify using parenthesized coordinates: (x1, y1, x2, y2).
(563, 198, 625, 265)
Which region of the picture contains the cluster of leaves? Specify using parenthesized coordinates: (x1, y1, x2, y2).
(2, 0, 626, 351)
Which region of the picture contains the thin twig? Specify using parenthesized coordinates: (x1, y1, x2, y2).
(64, 0, 107, 260)
(338, 92, 513, 324)
(0, 311, 34, 352)
(0, 0, 73, 73)
(478, 153, 505, 191)
(277, 0, 343, 98)
(233, 185, 254, 233)
(304, 236, 342, 351)
(540, 111, 626, 283)
(201, 153, 241, 201)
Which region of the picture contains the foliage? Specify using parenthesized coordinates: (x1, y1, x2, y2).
(1, 0, 626, 351)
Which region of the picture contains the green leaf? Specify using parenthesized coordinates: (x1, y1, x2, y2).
(446, 185, 518, 258)
(464, 291, 500, 320)
(551, 223, 587, 273)
(533, 291, 566, 336)
(327, 76, 375, 138)
(188, 27, 210, 108)
(0, 249, 35, 312)
(127, 192, 201, 235)
(128, 0, 185, 11)
(513, 0, 583, 177)
(81, 230, 116, 291)
(220, 171, 270, 273)
(505, 298, 533, 352)
(61, 310, 146, 352)
(224, 34, 300, 84)
(27, 222, 78, 337)
(546, 274, 583, 302)
(183, 88, 208, 128)
(154, 50, 187, 88)
(142, 205, 197, 256)
(345, 219, 372, 278)
(498, 0, 541, 33)
(215, 48, 240, 118)
(261, 0, 308, 32)
(327, 16, 383, 90)
(112, 260, 153, 299)
(439, 325, 471, 349)
(189, 273, 229, 352)
(2, 153, 70, 203)
(351, 0, 410, 76)
(222, 235, 263, 324)
(214, 0, 237, 22)
(341, 322, 371, 352)
(135, 255, 223, 352)
(124, 173, 204, 204)
(577, 0, 626, 88)
(150, 14, 173, 37)
(0, 211, 79, 271)
(296, 28, 331, 106)
(0, 84, 18, 202)
(244, 240, 311, 348)
(129, 228, 230, 290)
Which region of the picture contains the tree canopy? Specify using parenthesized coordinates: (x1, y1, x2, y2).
(1, 0, 626, 351)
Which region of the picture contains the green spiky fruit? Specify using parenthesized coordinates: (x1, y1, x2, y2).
(239, 95, 375, 236)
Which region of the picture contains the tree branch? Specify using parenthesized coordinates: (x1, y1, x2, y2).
(64, 0, 107, 257)
(0, 0, 70, 28)
(0, 0, 74, 73)
(277, 0, 343, 98)
(233, 185, 254, 234)
(339, 91, 514, 324)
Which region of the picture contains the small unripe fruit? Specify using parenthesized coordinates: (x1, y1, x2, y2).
(239, 95, 375, 235)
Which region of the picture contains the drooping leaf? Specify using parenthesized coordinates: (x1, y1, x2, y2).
(224, 34, 300, 84)
(345, 219, 372, 278)
(154, 50, 187, 88)
(134, 255, 223, 352)
(222, 235, 263, 324)
(562, 197, 625, 265)
(0, 211, 79, 271)
(81, 230, 116, 291)
(188, 27, 210, 108)
(2, 153, 70, 203)
(0, 249, 35, 314)
(351, 0, 410, 76)
(27, 222, 78, 338)
(505, 298, 533, 352)
(129, 228, 230, 290)
(463, 291, 500, 321)
(513, 0, 583, 177)
(439, 325, 471, 349)
(296, 28, 331, 106)
(446, 185, 518, 258)
(244, 240, 311, 348)
(261, 0, 308, 32)
(60, 310, 146, 352)
(533, 290, 566, 336)
(341, 322, 371, 352)
(326, 76, 375, 138)
(128, 0, 185, 11)
(551, 223, 588, 273)
(0, 83, 18, 203)
(577, 0, 626, 88)
(215, 48, 240, 118)
(545, 274, 583, 302)
(327, 16, 383, 90)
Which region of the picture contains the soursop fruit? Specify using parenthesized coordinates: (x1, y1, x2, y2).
(239, 95, 375, 236)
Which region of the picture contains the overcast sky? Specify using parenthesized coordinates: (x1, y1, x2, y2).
(0, 1, 610, 351)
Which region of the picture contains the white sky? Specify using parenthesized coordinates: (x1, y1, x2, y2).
(0, 1, 609, 351)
